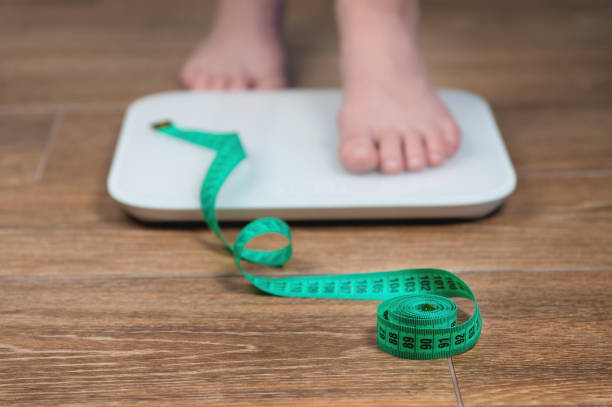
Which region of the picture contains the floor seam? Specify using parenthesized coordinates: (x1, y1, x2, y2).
(0, 102, 127, 115)
(448, 357, 464, 407)
(33, 109, 64, 183)
(455, 268, 612, 274)
(0, 268, 610, 282)
(518, 170, 612, 178)
(1, 98, 612, 114)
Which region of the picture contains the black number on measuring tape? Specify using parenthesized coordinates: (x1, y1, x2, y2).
(468, 326, 475, 339)
(419, 338, 433, 350)
(389, 277, 400, 293)
(388, 332, 398, 345)
(378, 328, 386, 340)
(402, 336, 415, 349)
(438, 337, 451, 348)
(419, 276, 431, 291)
(356, 280, 367, 293)
(340, 281, 351, 293)
(455, 333, 465, 345)
(373, 279, 383, 293)
(445, 277, 457, 290)
(404, 276, 416, 292)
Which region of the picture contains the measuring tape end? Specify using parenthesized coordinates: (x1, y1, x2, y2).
(152, 120, 173, 130)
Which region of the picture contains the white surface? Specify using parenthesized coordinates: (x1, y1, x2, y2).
(108, 89, 516, 221)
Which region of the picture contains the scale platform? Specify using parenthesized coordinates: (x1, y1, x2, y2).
(108, 89, 516, 221)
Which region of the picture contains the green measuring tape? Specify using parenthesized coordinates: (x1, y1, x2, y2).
(153, 121, 481, 360)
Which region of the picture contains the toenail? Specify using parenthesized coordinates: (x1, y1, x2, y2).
(352, 145, 373, 160)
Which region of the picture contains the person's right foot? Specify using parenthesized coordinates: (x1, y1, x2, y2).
(180, 0, 286, 91)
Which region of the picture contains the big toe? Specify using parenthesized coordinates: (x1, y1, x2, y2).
(179, 62, 199, 89)
(440, 119, 461, 156)
(253, 75, 286, 90)
(339, 134, 378, 173)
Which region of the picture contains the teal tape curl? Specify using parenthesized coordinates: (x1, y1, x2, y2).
(153, 121, 481, 360)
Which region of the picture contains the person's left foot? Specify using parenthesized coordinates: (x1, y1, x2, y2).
(338, 76, 461, 174)
(336, 0, 461, 174)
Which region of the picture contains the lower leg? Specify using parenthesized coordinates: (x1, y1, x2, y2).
(335, 0, 460, 173)
(212, 0, 284, 36)
(180, 0, 286, 90)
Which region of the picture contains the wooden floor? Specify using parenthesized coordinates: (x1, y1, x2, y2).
(1, 1, 611, 406)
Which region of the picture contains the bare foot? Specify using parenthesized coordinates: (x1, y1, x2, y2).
(336, 0, 461, 174)
(180, 0, 286, 91)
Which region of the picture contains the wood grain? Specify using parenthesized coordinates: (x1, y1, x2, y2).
(420, 0, 612, 105)
(0, 275, 456, 407)
(1, 0, 611, 406)
(1, 271, 609, 406)
(498, 104, 612, 173)
(1, 0, 611, 105)
(453, 271, 612, 405)
(1, 172, 611, 279)
(0, 112, 54, 186)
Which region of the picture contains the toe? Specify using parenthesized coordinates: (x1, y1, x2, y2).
(402, 131, 427, 171)
(179, 63, 198, 88)
(254, 75, 286, 90)
(194, 74, 212, 90)
(423, 129, 447, 167)
(378, 131, 404, 174)
(338, 132, 378, 173)
(440, 119, 461, 156)
(228, 75, 250, 90)
(209, 76, 230, 90)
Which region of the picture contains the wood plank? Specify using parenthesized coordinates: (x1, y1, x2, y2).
(453, 270, 612, 405)
(0, 0, 213, 106)
(0, 112, 54, 186)
(0, 172, 611, 278)
(1, 0, 611, 105)
(420, 1, 612, 105)
(498, 104, 612, 173)
(0, 271, 609, 406)
(0, 275, 456, 407)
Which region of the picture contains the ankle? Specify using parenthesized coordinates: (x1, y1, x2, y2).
(336, 0, 426, 86)
(213, 0, 284, 37)
(335, 0, 419, 29)
(336, 0, 420, 57)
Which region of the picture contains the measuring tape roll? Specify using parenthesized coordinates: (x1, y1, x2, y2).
(153, 121, 482, 360)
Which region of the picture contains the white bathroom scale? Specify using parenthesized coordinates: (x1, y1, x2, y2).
(108, 89, 516, 221)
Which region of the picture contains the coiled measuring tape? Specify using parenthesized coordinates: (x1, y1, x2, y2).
(153, 121, 481, 360)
